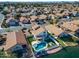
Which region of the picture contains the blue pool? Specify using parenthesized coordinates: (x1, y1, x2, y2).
(33, 42, 47, 52)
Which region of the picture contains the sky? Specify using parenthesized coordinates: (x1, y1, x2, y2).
(0, 0, 79, 2)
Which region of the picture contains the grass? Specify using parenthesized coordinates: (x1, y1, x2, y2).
(42, 46, 79, 58)
(27, 36, 35, 44)
(47, 32, 66, 47)
(71, 35, 79, 41)
(60, 36, 78, 46)
(47, 42, 56, 48)
(56, 38, 67, 47)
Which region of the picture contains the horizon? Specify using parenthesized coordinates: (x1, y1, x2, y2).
(0, 0, 79, 2)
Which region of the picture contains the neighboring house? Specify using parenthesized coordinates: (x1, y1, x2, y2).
(19, 16, 31, 29)
(19, 16, 27, 22)
(61, 21, 79, 32)
(30, 24, 47, 39)
(38, 14, 47, 20)
(35, 14, 47, 25)
(3, 30, 27, 52)
(45, 24, 69, 37)
(0, 13, 5, 28)
(71, 20, 79, 26)
(7, 19, 19, 27)
(30, 15, 38, 22)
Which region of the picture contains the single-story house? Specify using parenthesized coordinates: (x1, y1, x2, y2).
(20, 16, 31, 24)
(30, 15, 38, 22)
(38, 14, 47, 20)
(3, 30, 27, 52)
(19, 16, 31, 29)
(7, 19, 19, 27)
(35, 14, 47, 25)
(31, 24, 47, 39)
(71, 20, 79, 26)
(45, 24, 69, 37)
(61, 21, 79, 32)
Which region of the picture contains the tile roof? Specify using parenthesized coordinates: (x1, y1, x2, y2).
(31, 25, 45, 36)
(38, 14, 47, 19)
(30, 16, 37, 21)
(71, 20, 79, 25)
(32, 24, 40, 30)
(62, 22, 79, 32)
(45, 24, 63, 36)
(20, 16, 27, 22)
(4, 31, 27, 51)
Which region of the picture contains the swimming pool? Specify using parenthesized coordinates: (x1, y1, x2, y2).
(33, 42, 47, 52)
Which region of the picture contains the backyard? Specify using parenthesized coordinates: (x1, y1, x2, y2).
(59, 35, 78, 46)
(44, 36, 57, 48)
(27, 34, 59, 53)
(48, 32, 66, 47)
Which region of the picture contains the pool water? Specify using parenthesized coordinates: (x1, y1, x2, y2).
(33, 42, 47, 52)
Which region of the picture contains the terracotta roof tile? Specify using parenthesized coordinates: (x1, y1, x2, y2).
(4, 31, 27, 51)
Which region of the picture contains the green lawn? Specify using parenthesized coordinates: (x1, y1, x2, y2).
(56, 38, 67, 47)
(42, 46, 79, 58)
(59, 36, 78, 46)
(27, 36, 35, 44)
(47, 32, 67, 47)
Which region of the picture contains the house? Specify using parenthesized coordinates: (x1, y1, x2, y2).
(19, 16, 27, 22)
(30, 24, 47, 39)
(71, 20, 79, 26)
(38, 14, 47, 20)
(30, 15, 38, 22)
(61, 21, 79, 32)
(7, 19, 19, 27)
(71, 20, 79, 37)
(19, 16, 31, 29)
(20, 16, 31, 24)
(35, 14, 47, 25)
(45, 24, 68, 37)
(3, 31, 27, 52)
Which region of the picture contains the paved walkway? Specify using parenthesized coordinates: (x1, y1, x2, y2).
(47, 47, 62, 54)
